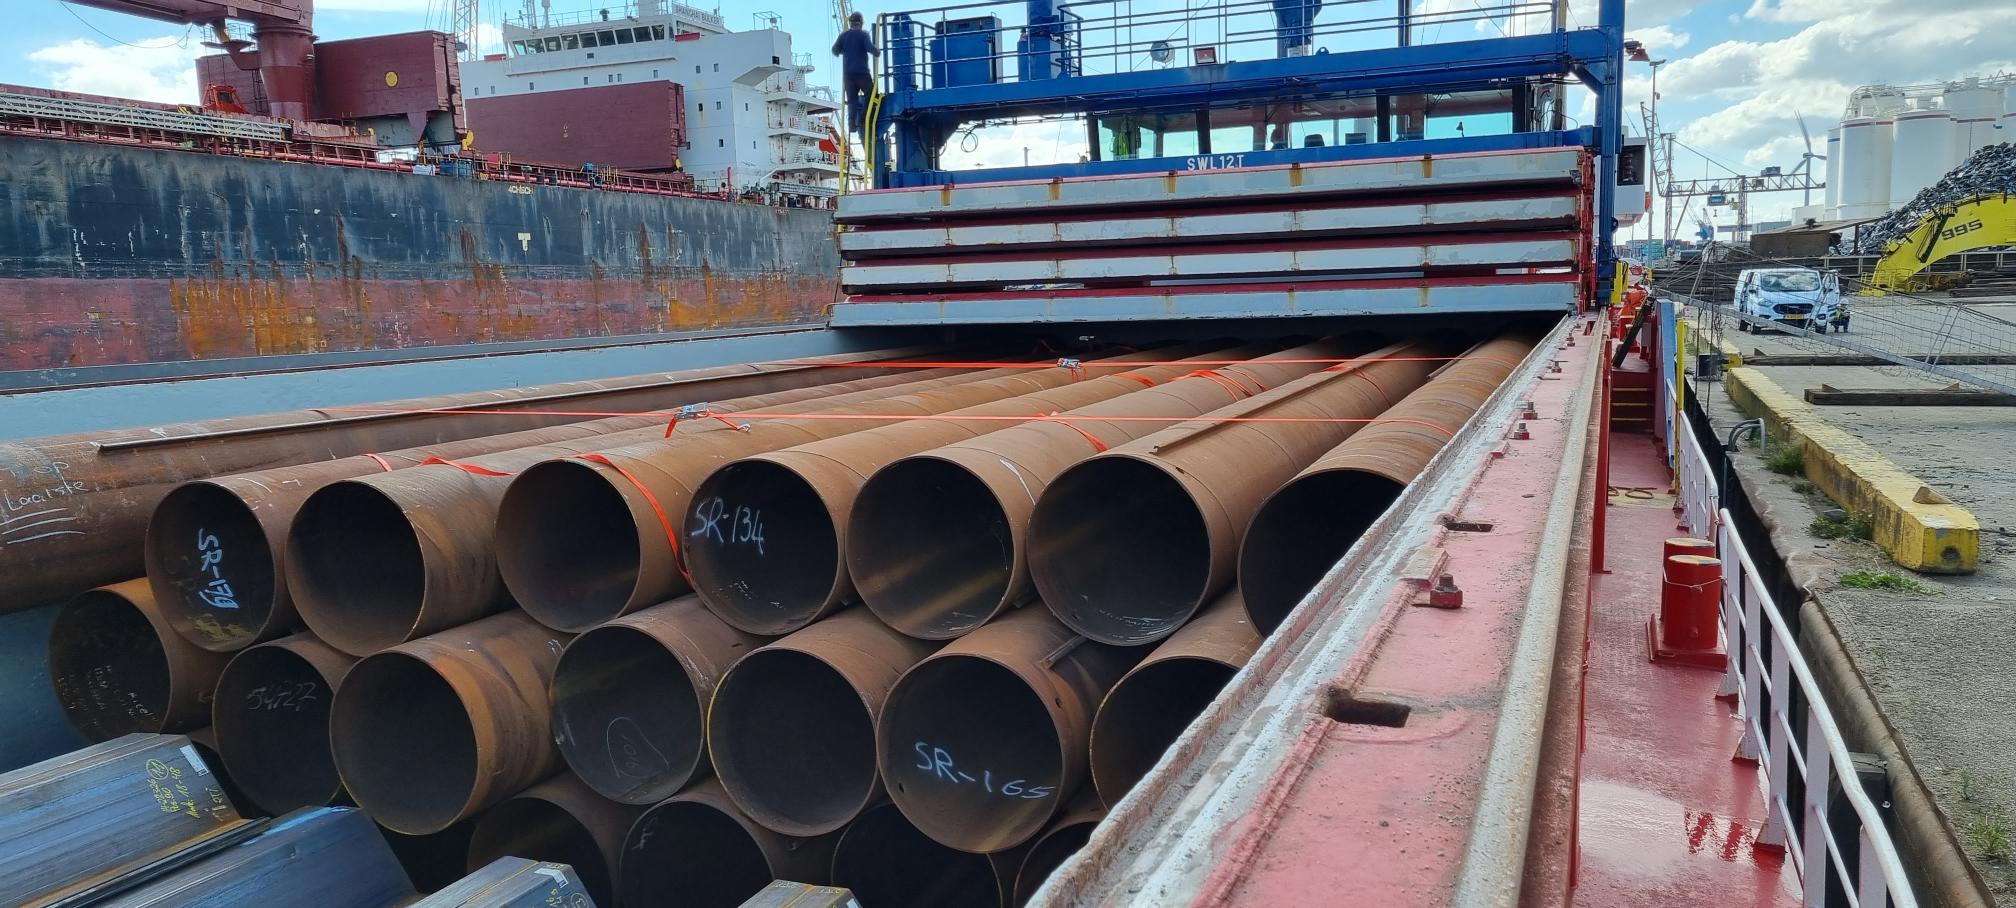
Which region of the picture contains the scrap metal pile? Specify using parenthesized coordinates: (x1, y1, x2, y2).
(17, 332, 1536, 906)
(1853, 141, 2016, 253)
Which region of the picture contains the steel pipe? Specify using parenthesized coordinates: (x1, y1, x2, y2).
(378, 820, 479, 893)
(1, 348, 939, 615)
(496, 352, 1161, 636)
(684, 345, 1231, 636)
(149, 394, 855, 654)
(1087, 593, 1260, 806)
(290, 370, 959, 656)
(98, 806, 417, 908)
(876, 607, 1141, 853)
(830, 801, 1023, 908)
(1012, 792, 1106, 906)
(328, 611, 569, 834)
(466, 774, 645, 908)
(210, 633, 356, 815)
(848, 338, 1370, 640)
(617, 778, 838, 908)
(549, 596, 762, 805)
(1239, 335, 1534, 632)
(1028, 340, 1454, 645)
(48, 579, 228, 740)
(710, 608, 940, 836)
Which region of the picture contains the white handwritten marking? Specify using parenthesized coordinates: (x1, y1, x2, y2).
(5, 530, 85, 545)
(1, 515, 77, 535)
(690, 497, 766, 555)
(908, 741, 1055, 801)
(0, 508, 65, 525)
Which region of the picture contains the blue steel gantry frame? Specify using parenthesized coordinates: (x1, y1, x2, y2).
(866, 0, 1626, 278)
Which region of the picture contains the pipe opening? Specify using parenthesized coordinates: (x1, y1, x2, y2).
(48, 589, 170, 738)
(711, 649, 877, 836)
(1239, 470, 1405, 634)
(149, 482, 276, 651)
(496, 460, 642, 631)
(378, 820, 477, 892)
(1014, 818, 1098, 906)
(288, 482, 426, 654)
(619, 800, 774, 908)
(832, 802, 1006, 908)
(686, 460, 838, 634)
(212, 645, 342, 814)
(550, 625, 703, 804)
(467, 797, 614, 905)
(1322, 688, 1413, 728)
(331, 652, 478, 834)
(1090, 658, 1237, 804)
(880, 656, 1063, 853)
(851, 457, 1014, 639)
(1030, 457, 1210, 645)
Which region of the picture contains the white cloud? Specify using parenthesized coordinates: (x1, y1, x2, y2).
(27, 37, 204, 104)
(1626, 24, 1689, 55)
(315, 0, 433, 11)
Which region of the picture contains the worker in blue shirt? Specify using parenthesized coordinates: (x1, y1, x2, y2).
(833, 12, 879, 133)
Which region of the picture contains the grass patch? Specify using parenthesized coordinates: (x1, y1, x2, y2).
(1960, 770, 1978, 803)
(1764, 441, 1806, 475)
(1810, 512, 1875, 541)
(1838, 570, 1928, 593)
(1969, 813, 2013, 863)
(1792, 480, 1817, 495)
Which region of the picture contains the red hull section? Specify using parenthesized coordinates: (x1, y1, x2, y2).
(0, 273, 831, 371)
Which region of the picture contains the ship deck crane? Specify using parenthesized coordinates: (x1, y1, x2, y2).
(66, 0, 316, 120)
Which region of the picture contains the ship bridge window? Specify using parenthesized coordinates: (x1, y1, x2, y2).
(634, 27, 652, 42)
(545, 37, 561, 51)
(582, 32, 598, 47)
(652, 25, 666, 39)
(600, 30, 618, 45)
(564, 34, 579, 49)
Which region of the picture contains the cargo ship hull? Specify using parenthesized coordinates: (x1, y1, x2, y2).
(0, 134, 838, 372)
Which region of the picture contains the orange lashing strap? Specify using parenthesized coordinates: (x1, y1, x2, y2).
(362, 453, 396, 472)
(1184, 369, 1256, 400)
(576, 452, 692, 586)
(1112, 372, 1157, 388)
(663, 403, 751, 437)
(417, 455, 513, 477)
(1037, 413, 1109, 453)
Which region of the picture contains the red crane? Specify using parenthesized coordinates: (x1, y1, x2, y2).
(67, 0, 316, 120)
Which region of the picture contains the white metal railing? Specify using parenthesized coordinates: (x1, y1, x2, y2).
(0, 91, 289, 142)
(1671, 360, 1917, 907)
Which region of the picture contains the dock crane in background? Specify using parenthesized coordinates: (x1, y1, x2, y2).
(66, 0, 316, 120)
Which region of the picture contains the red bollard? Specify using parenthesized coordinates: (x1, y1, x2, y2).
(1648, 554, 1729, 670)
(1663, 537, 1715, 562)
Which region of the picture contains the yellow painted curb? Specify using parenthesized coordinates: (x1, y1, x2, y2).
(1723, 366, 1979, 574)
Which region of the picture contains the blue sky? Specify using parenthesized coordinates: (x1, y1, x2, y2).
(9, 0, 2015, 230)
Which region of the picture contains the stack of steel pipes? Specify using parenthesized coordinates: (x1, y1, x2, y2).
(34, 332, 1538, 907)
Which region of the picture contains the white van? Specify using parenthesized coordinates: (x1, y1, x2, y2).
(1734, 268, 1847, 333)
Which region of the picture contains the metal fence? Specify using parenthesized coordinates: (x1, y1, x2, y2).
(1669, 304, 1918, 907)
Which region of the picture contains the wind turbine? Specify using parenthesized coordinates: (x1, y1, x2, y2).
(1792, 113, 1826, 208)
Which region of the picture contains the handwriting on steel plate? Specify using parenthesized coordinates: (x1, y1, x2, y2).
(911, 742, 1054, 800)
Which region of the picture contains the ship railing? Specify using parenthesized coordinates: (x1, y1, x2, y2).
(1670, 305, 1919, 908)
(875, 0, 1559, 91)
(511, 3, 725, 31)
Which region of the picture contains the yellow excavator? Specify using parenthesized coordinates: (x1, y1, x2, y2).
(1866, 194, 2016, 295)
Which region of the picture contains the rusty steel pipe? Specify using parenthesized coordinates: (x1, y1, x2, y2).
(288, 370, 970, 656)
(1087, 593, 1260, 806)
(466, 774, 645, 908)
(1239, 334, 1535, 632)
(709, 608, 940, 836)
(683, 345, 1234, 636)
(328, 610, 569, 834)
(0, 347, 942, 615)
(1012, 792, 1107, 906)
(549, 596, 762, 805)
(876, 607, 1141, 854)
(210, 633, 357, 814)
(48, 578, 228, 740)
(1028, 339, 1457, 646)
(617, 778, 839, 908)
(847, 338, 1371, 641)
(495, 351, 1166, 636)
(831, 801, 1025, 908)
(148, 368, 939, 654)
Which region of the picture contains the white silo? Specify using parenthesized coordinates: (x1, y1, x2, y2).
(1890, 107, 1955, 208)
(1823, 127, 1842, 218)
(1859, 88, 1908, 118)
(2003, 80, 2016, 140)
(1837, 116, 1893, 219)
(1944, 79, 2003, 154)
